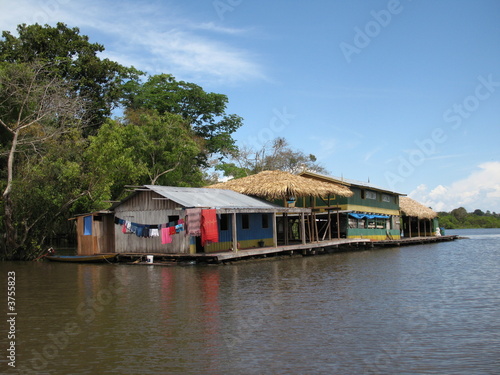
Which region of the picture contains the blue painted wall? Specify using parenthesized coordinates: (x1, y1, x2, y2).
(218, 213, 273, 241)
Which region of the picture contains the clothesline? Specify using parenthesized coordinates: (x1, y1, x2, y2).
(113, 209, 219, 246)
(114, 217, 184, 240)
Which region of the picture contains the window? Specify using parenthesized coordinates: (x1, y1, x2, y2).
(262, 214, 269, 229)
(83, 215, 93, 236)
(348, 218, 357, 228)
(361, 190, 376, 200)
(366, 191, 377, 200)
(168, 215, 179, 223)
(242, 214, 250, 229)
(382, 194, 391, 203)
(220, 214, 229, 231)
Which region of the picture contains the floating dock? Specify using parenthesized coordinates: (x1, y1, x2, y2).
(108, 235, 459, 264)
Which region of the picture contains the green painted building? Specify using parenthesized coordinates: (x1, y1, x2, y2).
(299, 171, 404, 240)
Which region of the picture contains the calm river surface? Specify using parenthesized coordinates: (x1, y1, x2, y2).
(2, 228, 499, 374)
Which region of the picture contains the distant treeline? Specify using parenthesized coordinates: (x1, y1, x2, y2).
(438, 207, 500, 229)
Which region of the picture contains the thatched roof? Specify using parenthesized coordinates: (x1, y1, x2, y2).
(400, 197, 437, 219)
(207, 170, 353, 200)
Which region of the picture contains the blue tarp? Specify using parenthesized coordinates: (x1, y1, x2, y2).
(349, 213, 390, 220)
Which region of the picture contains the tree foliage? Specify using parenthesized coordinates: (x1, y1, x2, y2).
(86, 110, 204, 200)
(215, 137, 328, 178)
(123, 74, 242, 164)
(0, 61, 87, 259)
(438, 207, 500, 229)
(0, 22, 141, 132)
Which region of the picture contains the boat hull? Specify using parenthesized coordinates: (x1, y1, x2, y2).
(46, 254, 117, 263)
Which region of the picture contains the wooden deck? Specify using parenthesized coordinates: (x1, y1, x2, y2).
(107, 235, 460, 264)
(369, 234, 459, 248)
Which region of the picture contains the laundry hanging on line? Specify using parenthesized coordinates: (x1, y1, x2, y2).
(114, 216, 184, 239)
(114, 210, 218, 246)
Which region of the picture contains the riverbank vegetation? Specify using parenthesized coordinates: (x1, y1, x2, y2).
(438, 207, 500, 229)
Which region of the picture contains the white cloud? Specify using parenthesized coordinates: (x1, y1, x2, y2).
(134, 29, 265, 84)
(409, 161, 500, 212)
(2, 0, 266, 85)
(308, 136, 338, 160)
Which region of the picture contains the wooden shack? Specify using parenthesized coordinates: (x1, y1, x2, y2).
(74, 211, 115, 255)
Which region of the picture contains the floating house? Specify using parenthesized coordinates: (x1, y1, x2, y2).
(399, 196, 439, 237)
(74, 185, 310, 255)
(298, 171, 404, 240)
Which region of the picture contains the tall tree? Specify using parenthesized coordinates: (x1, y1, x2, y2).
(85, 110, 204, 201)
(0, 22, 142, 133)
(122, 74, 242, 165)
(216, 137, 327, 178)
(0, 61, 86, 259)
(451, 207, 468, 221)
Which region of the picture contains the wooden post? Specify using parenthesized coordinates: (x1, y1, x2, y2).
(409, 217, 412, 238)
(273, 212, 278, 247)
(418, 218, 421, 237)
(285, 213, 289, 245)
(306, 214, 312, 243)
(301, 212, 306, 245)
(313, 212, 319, 242)
(232, 212, 238, 252)
(327, 210, 332, 240)
(337, 210, 340, 239)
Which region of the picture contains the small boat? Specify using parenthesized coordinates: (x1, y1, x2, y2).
(45, 254, 117, 263)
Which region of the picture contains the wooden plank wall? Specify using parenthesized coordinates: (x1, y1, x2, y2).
(113, 191, 191, 254)
(77, 216, 94, 255)
(95, 215, 115, 254)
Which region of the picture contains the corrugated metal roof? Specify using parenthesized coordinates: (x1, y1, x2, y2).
(145, 185, 282, 209)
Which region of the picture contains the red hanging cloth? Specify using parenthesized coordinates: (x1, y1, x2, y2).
(201, 209, 219, 246)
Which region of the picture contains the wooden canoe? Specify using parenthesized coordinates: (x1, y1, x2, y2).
(45, 254, 117, 263)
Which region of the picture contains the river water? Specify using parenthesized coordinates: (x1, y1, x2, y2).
(2, 228, 499, 374)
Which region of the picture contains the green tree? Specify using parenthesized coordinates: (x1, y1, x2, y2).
(451, 207, 468, 222)
(0, 61, 87, 259)
(122, 74, 242, 165)
(7, 131, 102, 258)
(438, 208, 500, 229)
(0, 22, 142, 132)
(86, 110, 204, 201)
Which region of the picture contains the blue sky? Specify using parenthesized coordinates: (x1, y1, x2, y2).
(3, 0, 500, 212)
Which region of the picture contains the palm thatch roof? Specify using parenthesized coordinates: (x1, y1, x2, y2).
(207, 170, 353, 200)
(400, 197, 437, 219)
